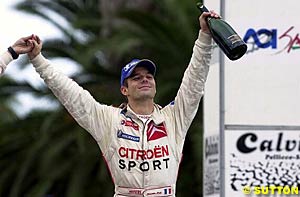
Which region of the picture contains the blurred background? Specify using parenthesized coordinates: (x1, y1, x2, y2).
(0, 0, 205, 196)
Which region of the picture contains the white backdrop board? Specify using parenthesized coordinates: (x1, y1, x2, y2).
(224, 0, 300, 126)
(203, 0, 300, 196)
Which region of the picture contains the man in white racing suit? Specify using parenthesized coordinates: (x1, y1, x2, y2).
(0, 11, 219, 197)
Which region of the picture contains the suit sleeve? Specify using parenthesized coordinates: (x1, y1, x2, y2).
(0, 52, 13, 75)
(30, 54, 113, 149)
(165, 31, 213, 146)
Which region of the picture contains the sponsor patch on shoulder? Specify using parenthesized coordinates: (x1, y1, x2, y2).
(117, 130, 140, 142)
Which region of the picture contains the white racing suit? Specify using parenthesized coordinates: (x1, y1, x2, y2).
(0, 31, 212, 196)
(0, 51, 12, 74)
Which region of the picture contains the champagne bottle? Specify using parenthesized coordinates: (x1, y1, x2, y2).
(197, 3, 247, 61)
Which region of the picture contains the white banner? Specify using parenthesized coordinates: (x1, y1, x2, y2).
(224, 0, 300, 125)
(225, 130, 300, 197)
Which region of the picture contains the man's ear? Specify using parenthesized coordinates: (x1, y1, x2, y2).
(120, 86, 128, 96)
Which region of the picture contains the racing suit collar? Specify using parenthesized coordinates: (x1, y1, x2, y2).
(120, 103, 164, 125)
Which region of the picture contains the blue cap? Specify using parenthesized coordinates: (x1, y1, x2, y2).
(120, 59, 156, 86)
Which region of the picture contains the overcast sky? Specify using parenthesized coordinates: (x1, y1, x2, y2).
(0, 1, 64, 56)
(1, 0, 78, 116)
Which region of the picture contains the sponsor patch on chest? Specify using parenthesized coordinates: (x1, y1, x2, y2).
(117, 130, 140, 142)
(147, 122, 167, 141)
(121, 119, 139, 131)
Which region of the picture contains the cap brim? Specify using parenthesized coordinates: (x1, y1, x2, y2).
(125, 59, 156, 79)
(134, 59, 156, 76)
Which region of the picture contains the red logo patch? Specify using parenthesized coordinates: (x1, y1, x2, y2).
(121, 120, 139, 131)
(147, 121, 167, 141)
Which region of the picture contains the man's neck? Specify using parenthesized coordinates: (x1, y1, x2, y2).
(128, 100, 154, 115)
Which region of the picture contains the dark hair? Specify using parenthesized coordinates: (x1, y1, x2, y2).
(121, 79, 128, 104)
(123, 79, 128, 87)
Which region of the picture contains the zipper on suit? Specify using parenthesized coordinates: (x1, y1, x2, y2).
(140, 118, 151, 189)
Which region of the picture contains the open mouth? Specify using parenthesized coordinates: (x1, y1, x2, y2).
(139, 86, 151, 89)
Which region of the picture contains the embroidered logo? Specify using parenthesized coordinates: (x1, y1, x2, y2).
(117, 130, 140, 142)
(147, 122, 167, 141)
(121, 120, 139, 131)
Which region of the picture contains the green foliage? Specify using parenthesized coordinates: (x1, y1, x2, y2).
(0, 0, 205, 196)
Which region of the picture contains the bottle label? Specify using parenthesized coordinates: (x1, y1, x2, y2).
(227, 34, 242, 45)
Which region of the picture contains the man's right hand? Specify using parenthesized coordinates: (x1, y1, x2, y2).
(199, 10, 220, 34)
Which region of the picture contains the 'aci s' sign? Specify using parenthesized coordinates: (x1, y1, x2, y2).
(243, 26, 300, 54)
